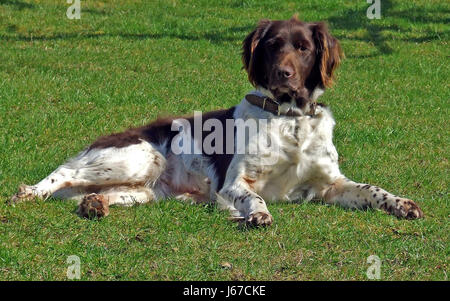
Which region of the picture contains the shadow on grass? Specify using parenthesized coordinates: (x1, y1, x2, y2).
(0, 0, 33, 10)
(0, 25, 254, 45)
(329, 0, 395, 57)
(1, 1, 447, 53)
(327, 0, 448, 58)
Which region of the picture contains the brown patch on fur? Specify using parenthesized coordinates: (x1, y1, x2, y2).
(84, 182, 147, 194)
(63, 181, 72, 188)
(178, 191, 210, 204)
(323, 178, 345, 201)
(9, 184, 33, 204)
(87, 116, 177, 150)
(242, 176, 256, 190)
(246, 211, 273, 227)
(380, 198, 424, 220)
(87, 107, 236, 192)
(77, 193, 110, 219)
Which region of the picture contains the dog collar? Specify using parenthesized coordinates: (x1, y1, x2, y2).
(245, 94, 316, 117)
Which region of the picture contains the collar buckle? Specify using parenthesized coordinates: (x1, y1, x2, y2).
(271, 99, 281, 116)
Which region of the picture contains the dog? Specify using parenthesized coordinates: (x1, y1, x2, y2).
(10, 16, 423, 226)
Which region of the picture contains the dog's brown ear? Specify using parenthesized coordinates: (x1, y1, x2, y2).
(310, 22, 343, 88)
(242, 19, 272, 86)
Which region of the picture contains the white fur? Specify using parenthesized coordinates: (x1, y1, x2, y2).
(218, 89, 341, 219)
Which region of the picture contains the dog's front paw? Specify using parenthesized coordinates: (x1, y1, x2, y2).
(246, 211, 273, 227)
(388, 199, 424, 220)
(77, 194, 110, 219)
(9, 184, 35, 204)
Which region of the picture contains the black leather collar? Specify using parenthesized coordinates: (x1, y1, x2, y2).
(245, 94, 316, 117)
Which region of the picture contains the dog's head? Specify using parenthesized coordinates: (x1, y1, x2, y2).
(242, 16, 343, 108)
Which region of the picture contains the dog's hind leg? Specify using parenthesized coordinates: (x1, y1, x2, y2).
(10, 141, 166, 203)
(76, 185, 155, 218)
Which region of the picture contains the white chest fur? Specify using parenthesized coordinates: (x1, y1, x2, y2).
(228, 97, 342, 202)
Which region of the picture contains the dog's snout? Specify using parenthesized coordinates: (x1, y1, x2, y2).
(277, 66, 295, 79)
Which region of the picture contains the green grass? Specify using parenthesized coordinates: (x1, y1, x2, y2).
(0, 0, 448, 280)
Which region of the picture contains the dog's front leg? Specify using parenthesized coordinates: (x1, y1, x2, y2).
(219, 182, 273, 227)
(322, 178, 423, 219)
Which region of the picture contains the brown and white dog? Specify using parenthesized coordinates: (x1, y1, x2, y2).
(10, 17, 423, 226)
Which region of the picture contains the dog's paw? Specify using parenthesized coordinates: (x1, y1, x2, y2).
(77, 194, 110, 219)
(9, 184, 35, 204)
(387, 198, 424, 220)
(246, 211, 273, 227)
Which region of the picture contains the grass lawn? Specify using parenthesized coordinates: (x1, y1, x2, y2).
(0, 0, 448, 280)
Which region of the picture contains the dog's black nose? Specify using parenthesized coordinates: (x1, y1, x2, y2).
(277, 66, 294, 79)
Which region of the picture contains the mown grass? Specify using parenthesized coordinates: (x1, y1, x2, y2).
(0, 0, 448, 280)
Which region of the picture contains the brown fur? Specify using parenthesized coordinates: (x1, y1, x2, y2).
(77, 193, 110, 219)
(242, 16, 343, 100)
(311, 22, 343, 88)
(88, 108, 237, 191)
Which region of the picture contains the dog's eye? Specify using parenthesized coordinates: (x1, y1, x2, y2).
(295, 43, 308, 52)
(266, 40, 277, 49)
(266, 38, 283, 49)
